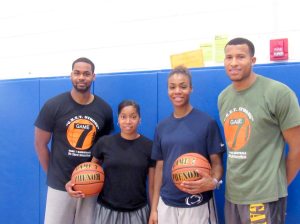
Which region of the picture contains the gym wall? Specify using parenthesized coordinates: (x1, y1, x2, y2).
(0, 63, 299, 224)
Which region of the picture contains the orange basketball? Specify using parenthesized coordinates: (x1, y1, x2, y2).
(71, 162, 105, 196)
(172, 153, 211, 193)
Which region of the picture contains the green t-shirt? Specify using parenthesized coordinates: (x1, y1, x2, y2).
(218, 75, 300, 204)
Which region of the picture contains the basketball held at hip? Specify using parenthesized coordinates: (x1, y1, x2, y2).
(172, 152, 211, 193)
(71, 162, 105, 196)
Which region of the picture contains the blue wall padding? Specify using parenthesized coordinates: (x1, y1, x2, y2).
(94, 72, 158, 139)
(0, 63, 299, 224)
(157, 67, 231, 122)
(0, 79, 40, 224)
(254, 63, 300, 98)
(39, 77, 73, 105)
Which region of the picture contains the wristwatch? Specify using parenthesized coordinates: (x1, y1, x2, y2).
(213, 178, 223, 189)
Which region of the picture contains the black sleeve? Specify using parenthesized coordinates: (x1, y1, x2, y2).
(91, 138, 105, 161)
(207, 119, 226, 155)
(34, 99, 57, 132)
(100, 106, 114, 137)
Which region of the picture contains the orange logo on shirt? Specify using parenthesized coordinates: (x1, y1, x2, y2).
(66, 119, 96, 150)
(224, 111, 251, 151)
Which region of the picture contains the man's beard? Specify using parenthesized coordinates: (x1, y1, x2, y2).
(73, 83, 91, 93)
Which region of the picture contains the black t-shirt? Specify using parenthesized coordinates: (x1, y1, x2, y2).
(34, 92, 113, 190)
(92, 133, 155, 211)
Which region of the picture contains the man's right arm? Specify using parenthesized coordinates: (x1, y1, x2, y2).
(34, 127, 51, 173)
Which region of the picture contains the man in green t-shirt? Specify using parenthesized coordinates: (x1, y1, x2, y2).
(218, 37, 300, 224)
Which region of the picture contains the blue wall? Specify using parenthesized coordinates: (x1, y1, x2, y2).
(0, 63, 299, 223)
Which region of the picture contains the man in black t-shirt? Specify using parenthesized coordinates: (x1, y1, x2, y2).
(34, 57, 113, 224)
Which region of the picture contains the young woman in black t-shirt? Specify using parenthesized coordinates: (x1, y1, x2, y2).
(66, 100, 155, 224)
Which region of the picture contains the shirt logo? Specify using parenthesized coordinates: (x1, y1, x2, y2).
(185, 194, 203, 206)
(66, 115, 99, 150)
(224, 107, 253, 151)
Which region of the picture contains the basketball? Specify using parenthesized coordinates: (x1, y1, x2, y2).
(172, 152, 211, 193)
(71, 162, 105, 196)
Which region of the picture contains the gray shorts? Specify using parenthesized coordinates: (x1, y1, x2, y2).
(158, 197, 218, 224)
(44, 186, 97, 224)
(94, 203, 150, 224)
(225, 197, 287, 224)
